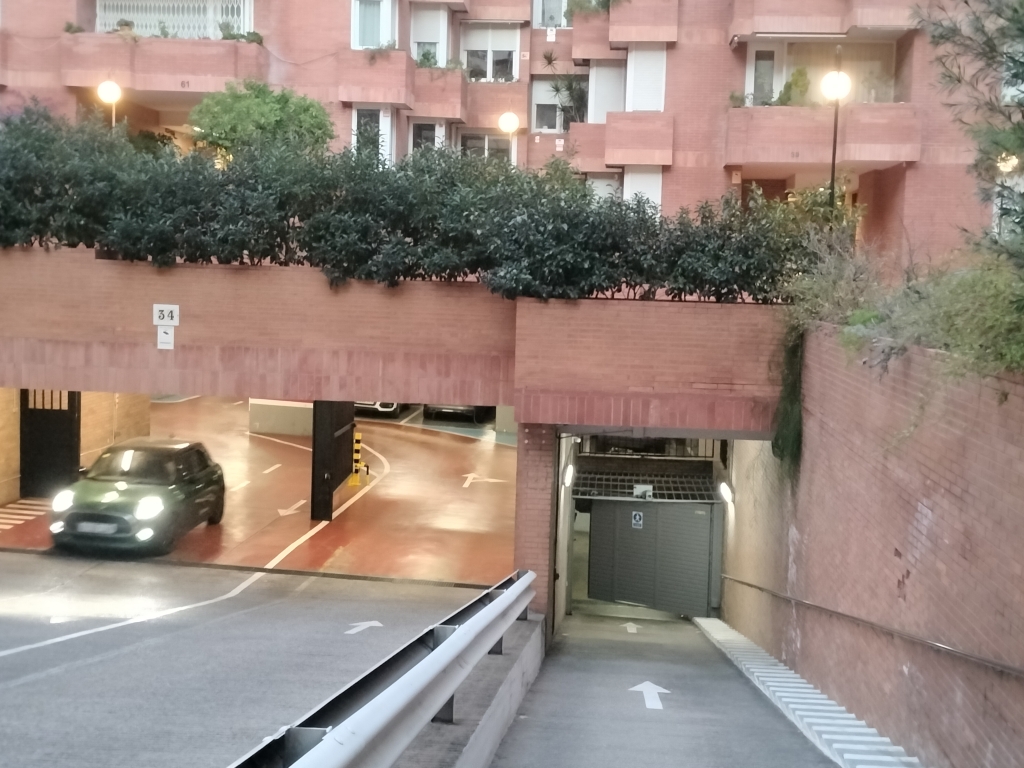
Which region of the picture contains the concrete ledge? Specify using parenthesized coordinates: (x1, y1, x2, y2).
(694, 618, 924, 768)
(394, 617, 545, 768)
(248, 399, 312, 437)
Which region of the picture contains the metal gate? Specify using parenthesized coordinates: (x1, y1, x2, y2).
(19, 390, 81, 499)
(588, 500, 715, 618)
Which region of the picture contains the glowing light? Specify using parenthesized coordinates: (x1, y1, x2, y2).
(135, 496, 164, 520)
(120, 450, 134, 471)
(997, 153, 1019, 173)
(52, 490, 74, 513)
(101, 491, 119, 503)
(50, 521, 65, 534)
(97, 80, 122, 104)
(563, 464, 575, 488)
(135, 528, 155, 541)
(498, 111, 520, 134)
(821, 70, 852, 101)
(115, 481, 128, 490)
(719, 482, 734, 504)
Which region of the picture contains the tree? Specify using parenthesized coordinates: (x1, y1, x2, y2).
(188, 80, 335, 154)
(917, 0, 1024, 262)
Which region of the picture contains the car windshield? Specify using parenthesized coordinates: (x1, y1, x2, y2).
(86, 449, 175, 485)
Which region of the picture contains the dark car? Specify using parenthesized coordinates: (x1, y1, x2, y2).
(49, 438, 225, 554)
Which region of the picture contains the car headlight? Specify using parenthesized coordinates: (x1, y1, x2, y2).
(135, 496, 164, 520)
(52, 490, 74, 513)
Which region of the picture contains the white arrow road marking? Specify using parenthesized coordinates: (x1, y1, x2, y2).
(278, 500, 306, 517)
(621, 622, 641, 634)
(629, 681, 670, 710)
(462, 473, 508, 488)
(345, 621, 383, 635)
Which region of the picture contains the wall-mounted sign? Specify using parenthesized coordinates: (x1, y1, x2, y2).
(153, 304, 180, 326)
(156, 325, 174, 350)
(632, 511, 643, 529)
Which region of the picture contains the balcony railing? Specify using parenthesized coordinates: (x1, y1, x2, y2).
(95, 0, 254, 39)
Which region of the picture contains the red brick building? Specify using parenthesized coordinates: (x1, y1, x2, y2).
(0, 0, 988, 267)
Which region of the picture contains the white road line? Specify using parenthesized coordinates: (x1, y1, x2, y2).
(247, 432, 311, 452)
(262, 464, 281, 474)
(229, 481, 250, 492)
(4, 510, 46, 516)
(0, 440, 391, 659)
(0, 513, 37, 521)
(232, 401, 245, 406)
(0, 524, 13, 530)
(400, 406, 423, 424)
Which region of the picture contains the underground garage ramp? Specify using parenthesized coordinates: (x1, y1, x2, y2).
(574, 469, 724, 618)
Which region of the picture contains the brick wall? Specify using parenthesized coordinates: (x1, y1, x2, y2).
(723, 330, 1024, 768)
(514, 423, 557, 625)
(0, 388, 19, 506)
(514, 298, 784, 435)
(80, 392, 151, 467)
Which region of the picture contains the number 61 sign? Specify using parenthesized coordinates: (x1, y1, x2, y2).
(153, 304, 180, 326)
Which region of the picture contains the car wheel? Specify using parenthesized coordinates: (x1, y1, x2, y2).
(208, 492, 224, 525)
(472, 406, 488, 425)
(423, 406, 434, 420)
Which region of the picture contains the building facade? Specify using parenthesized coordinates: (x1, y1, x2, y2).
(0, 0, 989, 268)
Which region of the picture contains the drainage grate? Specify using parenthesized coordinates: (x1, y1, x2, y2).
(572, 472, 718, 502)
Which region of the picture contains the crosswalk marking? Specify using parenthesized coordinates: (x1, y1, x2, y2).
(0, 498, 49, 530)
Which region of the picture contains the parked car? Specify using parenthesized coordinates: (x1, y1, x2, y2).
(422, 405, 493, 424)
(49, 438, 224, 554)
(355, 401, 402, 417)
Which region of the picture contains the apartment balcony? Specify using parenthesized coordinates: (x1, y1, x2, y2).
(60, 33, 268, 92)
(412, 0, 470, 14)
(729, 0, 914, 38)
(465, 80, 528, 129)
(724, 103, 922, 171)
(570, 14, 625, 64)
(566, 123, 607, 172)
(338, 49, 416, 110)
(604, 112, 674, 166)
(608, 0, 678, 46)
(467, 0, 530, 22)
(411, 67, 467, 121)
(530, 28, 582, 76)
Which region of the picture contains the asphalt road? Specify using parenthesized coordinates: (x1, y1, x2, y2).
(0, 550, 478, 768)
(489, 613, 835, 768)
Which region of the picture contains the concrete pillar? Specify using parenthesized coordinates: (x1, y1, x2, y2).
(514, 423, 557, 633)
(495, 405, 517, 435)
(0, 389, 20, 506)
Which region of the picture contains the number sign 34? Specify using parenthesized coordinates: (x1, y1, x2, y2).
(153, 304, 180, 326)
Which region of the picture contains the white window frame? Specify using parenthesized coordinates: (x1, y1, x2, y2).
(410, 5, 449, 65)
(742, 39, 897, 106)
(457, 131, 517, 164)
(624, 43, 666, 112)
(410, 121, 446, 152)
(352, 106, 394, 162)
(532, 78, 565, 133)
(352, 0, 396, 50)
(533, 0, 569, 29)
(460, 23, 520, 83)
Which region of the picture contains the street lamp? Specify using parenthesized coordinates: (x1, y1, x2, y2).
(498, 110, 519, 163)
(98, 80, 122, 128)
(821, 47, 851, 210)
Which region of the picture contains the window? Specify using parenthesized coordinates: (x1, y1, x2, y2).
(353, 107, 393, 161)
(461, 24, 519, 82)
(354, 0, 393, 49)
(753, 50, 775, 105)
(412, 122, 438, 150)
(744, 41, 896, 106)
(536, 104, 558, 130)
(461, 134, 510, 161)
(537, 0, 566, 28)
(411, 5, 447, 65)
(625, 43, 666, 111)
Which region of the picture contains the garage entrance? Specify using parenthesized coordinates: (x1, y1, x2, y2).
(557, 433, 727, 626)
(19, 390, 81, 499)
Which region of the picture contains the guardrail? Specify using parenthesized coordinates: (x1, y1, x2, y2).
(228, 570, 536, 768)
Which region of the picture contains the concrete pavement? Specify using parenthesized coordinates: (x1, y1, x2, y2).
(0, 550, 478, 768)
(488, 612, 835, 768)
